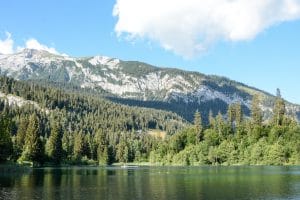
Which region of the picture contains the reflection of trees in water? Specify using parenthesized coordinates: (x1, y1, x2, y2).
(0, 167, 299, 200)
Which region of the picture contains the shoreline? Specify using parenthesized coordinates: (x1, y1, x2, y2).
(1, 162, 299, 169)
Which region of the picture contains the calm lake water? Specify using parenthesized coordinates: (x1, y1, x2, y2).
(1, 166, 300, 200)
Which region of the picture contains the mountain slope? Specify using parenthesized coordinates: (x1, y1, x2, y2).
(1, 49, 299, 122)
(0, 76, 186, 135)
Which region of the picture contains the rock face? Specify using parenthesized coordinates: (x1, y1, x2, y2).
(1, 49, 299, 122)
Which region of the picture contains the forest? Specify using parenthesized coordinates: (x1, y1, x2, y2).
(150, 94, 300, 165)
(0, 76, 300, 166)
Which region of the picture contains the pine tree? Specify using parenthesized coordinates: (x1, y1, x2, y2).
(116, 135, 129, 163)
(251, 94, 263, 126)
(234, 103, 243, 127)
(208, 110, 215, 129)
(193, 110, 203, 142)
(0, 114, 13, 162)
(272, 89, 286, 126)
(62, 131, 73, 160)
(215, 112, 225, 137)
(98, 145, 109, 165)
(21, 114, 44, 165)
(96, 130, 109, 165)
(226, 103, 243, 134)
(227, 104, 235, 130)
(47, 122, 63, 164)
(81, 134, 91, 159)
(16, 117, 28, 150)
(73, 131, 84, 160)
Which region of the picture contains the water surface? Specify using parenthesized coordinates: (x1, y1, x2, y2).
(1, 166, 300, 200)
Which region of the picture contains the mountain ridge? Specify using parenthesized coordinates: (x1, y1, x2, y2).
(1, 48, 299, 122)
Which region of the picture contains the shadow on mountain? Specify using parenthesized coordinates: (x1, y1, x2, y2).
(107, 97, 250, 124)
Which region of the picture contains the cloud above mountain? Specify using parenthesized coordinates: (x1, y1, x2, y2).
(113, 0, 300, 58)
(0, 32, 62, 55)
(19, 39, 59, 55)
(0, 32, 14, 54)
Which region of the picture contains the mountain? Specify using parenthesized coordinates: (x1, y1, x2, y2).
(1, 49, 299, 122)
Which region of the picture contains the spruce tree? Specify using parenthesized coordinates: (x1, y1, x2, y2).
(0, 114, 13, 162)
(208, 110, 215, 129)
(215, 112, 225, 138)
(272, 89, 286, 126)
(16, 117, 28, 150)
(227, 104, 235, 130)
(47, 122, 63, 164)
(193, 111, 203, 142)
(96, 130, 109, 165)
(62, 131, 73, 160)
(21, 114, 44, 165)
(116, 135, 129, 163)
(251, 94, 263, 126)
(98, 145, 109, 165)
(234, 103, 243, 127)
(73, 131, 84, 160)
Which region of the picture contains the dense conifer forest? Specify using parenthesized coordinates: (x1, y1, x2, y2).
(0, 76, 300, 166)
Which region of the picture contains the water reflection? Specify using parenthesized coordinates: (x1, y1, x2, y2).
(0, 166, 300, 200)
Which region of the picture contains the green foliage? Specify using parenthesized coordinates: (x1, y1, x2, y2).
(148, 94, 300, 166)
(203, 129, 220, 146)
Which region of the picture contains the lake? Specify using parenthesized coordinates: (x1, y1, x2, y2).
(1, 166, 300, 200)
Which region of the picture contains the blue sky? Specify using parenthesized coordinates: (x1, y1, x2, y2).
(1, 0, 300, 103)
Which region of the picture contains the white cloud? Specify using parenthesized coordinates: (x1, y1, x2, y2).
(0, 32, 14, 54)
(113, 0, 300, 58)
(17, 38, 63, 55)
(22, 38, 60, 55)
(0, 32, 64, 55)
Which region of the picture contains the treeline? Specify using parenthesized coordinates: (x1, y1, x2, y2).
(0, 112, 160, 165)
(150, 91, 300, 165)
(1, 75, 300, 166)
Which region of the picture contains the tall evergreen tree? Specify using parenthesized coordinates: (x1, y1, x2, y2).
(193, 110, 203, 142)
(251, 94, 263, 126)
(227, 104, 235, 130)
(116, 135, 129, 163)
(98, 145, 109, 165)
(73, 131, 84, 160)
(95, 130, 110, 165)
(47, 122, 63, 164)
(0, 114, 13, 162)
(16, 117, 28, 152)
(21, 114, 44, 165)
(62, 131, 74, 160)
(234, 103, 243, 127)
(208, 110, 215, 129)
(215, 112, 226, 137)
(272, 89, 286, 126)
